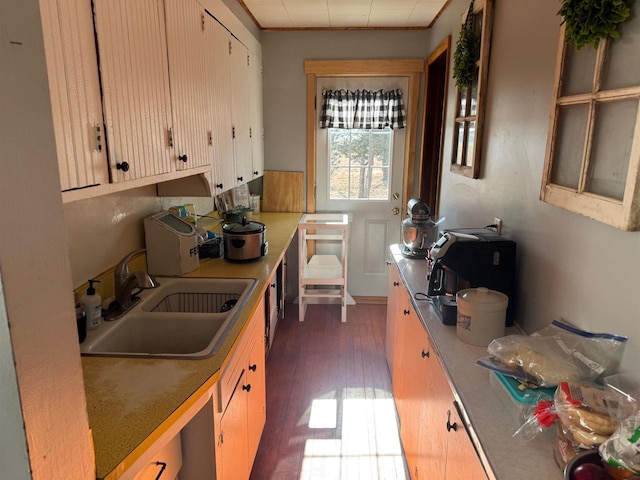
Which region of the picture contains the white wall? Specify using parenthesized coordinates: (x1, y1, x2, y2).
(261, 3, 640, 372)
(0, 1, 95, 478)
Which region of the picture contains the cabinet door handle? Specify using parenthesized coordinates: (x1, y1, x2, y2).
(271, 283, 276, 288)
(216, 183, 224, 189)
(237, 176, 243, 182)
(393, 281, 399, 287)
(249, 364, 257, 372)
(446, 410, 458, 432)
(178, 154, 188, 163)
(116, 161, 129, 172)
(421, 349, 430, 359)
(242, 384, 251, 392)
(153, 462, 167, 479)
(403, 309, 410, 315)
(254, 171, 259, 176)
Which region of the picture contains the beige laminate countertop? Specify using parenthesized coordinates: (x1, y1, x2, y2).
(389, 244, 563, 480)
(82, 212, 302, 480)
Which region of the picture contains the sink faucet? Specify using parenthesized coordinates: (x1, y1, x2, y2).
(106, 249, 158, 320)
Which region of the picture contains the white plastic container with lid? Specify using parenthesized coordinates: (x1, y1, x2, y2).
(456, 287, 508, 346)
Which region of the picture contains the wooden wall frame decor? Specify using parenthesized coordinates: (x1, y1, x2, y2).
(450, 0, 494, 179)
(541, 21, 640, 231)
(303, 59, 425, 214)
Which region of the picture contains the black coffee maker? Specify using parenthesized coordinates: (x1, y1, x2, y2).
(427, 228, 517, 326)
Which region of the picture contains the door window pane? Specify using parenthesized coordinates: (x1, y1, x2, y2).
(328, 128, 392, 200)
(586, 99, 636, 199)
(551, 104, 589, 189)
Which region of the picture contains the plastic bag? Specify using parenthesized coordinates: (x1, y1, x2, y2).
(477, 320, 627, 387)
(599, 410, 640, 476)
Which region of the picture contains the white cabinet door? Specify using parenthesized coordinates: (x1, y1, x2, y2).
(230, 36, 252, 186)
(40, 0, 108, 191)
(93, 0, 173, 182)
(206, 16, 236, 193)
(248, 50, 264, 180)
(164, 0, 213, 172)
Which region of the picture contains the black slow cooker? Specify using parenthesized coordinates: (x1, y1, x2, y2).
(222, 217, 268, 261)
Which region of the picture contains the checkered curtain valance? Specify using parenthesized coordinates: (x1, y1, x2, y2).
(320, 89, 406, 129)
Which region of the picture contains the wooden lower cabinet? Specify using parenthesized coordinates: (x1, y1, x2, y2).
(215, 298, 267, 480)
(386, 263, 487, 480)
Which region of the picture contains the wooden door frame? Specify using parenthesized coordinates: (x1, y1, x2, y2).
(303, 60, 425, 213)
(418, 36, 451, 215)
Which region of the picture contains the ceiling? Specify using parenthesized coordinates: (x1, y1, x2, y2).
(238, 0, 449, 30)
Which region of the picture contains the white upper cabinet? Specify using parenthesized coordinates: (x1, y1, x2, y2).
(207, 16, 237, 193)
(230, 36, 252, 186)
(164, 0, 213, 172)
(42, 0, 261, 202)
(40, 0, 108, 191)
(249, 51, 264, 180)
(93, 0, 174, 182)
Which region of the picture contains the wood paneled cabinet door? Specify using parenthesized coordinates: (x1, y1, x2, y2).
(444, 403, 487, 480)
(40, 0, 108, 192)
(249, 50, 264, 180)
(164, 0, 213, 172)
(385, 262, 402, 373)
(206, 16, 236, 194)
(219, 370, 250, 480)
(215, 298, 266, 480)
(230, 35, 252, 187)
(246, 317, 266, 470)
(92, 0, 173, 182)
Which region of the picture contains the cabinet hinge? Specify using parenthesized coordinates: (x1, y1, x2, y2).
(249, 127, 252, 139)
(201, 13, 205, 31)
(247, 55, 250, 66)
(168, 127, 174, 148)
(218, 432, 224, 446)
(228, 41, 232, 55)
(208, 130, 213, 146)
(92, 124, 103, 153)
(232, 126, 235, 139)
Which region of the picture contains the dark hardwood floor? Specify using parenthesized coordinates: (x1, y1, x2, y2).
(250, 302, 408, 480)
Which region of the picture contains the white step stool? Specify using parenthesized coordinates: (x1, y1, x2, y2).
(298, 213, 352, 322)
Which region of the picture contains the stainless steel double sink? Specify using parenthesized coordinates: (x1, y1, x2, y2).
(80, 277, 257, 359)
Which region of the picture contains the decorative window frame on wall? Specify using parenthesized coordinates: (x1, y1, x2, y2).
(540, 17, 640, 231)
(450, 0, 494, 179)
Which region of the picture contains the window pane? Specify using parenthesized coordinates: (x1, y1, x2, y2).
(466, 121, 476, 167)
(561, 45, 596, 96)
(454, 122, 465, 166)
(601, 12, 640, 90)
(470, 69, 479, 116)
(551, 104, 589, 189)
(457, 88, 468, 117)
(586, 99, 636, 200)
(328, 128, 391, 200)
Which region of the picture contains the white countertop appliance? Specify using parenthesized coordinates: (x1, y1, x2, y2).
(144, 211, 199, 276)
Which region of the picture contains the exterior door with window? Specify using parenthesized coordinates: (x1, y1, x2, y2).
(316, 78, 407, 297)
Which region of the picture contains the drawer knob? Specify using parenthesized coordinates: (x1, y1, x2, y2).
(178, 154, 188, 163)
(403, 309, 410, 315)
(249, 364, 257, 372)
(446, 410, 458, 432)
(242, 384, 252, 392)
(421, 350, 430, 359)
(393, 281, 399, 287)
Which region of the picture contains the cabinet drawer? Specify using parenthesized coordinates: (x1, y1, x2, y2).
(133, 433, 182, 480)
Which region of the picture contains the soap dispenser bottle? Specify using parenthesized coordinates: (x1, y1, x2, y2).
(81, 279, 102, 330)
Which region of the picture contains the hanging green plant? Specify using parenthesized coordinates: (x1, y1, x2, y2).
(558, 0, 632, 50)
(453, 28, 481, 89)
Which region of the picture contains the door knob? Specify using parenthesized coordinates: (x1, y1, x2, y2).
(392, 207, 400, 215)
